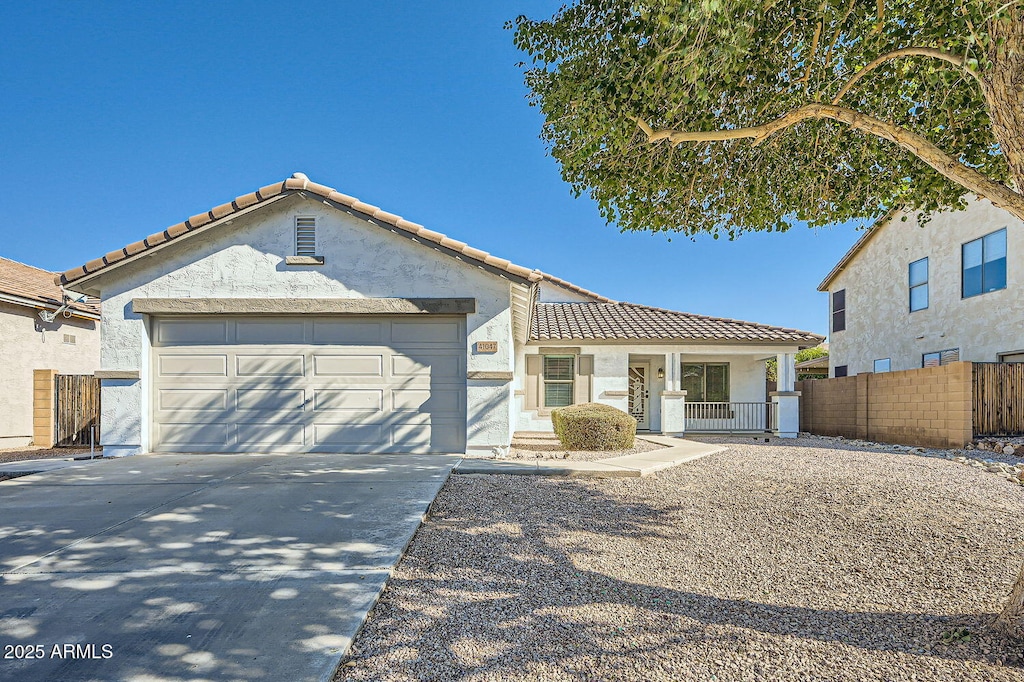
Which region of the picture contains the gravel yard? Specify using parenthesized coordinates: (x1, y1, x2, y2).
(336, 437, 1024, 681)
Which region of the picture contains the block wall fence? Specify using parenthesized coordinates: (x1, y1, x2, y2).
(796, 362, 973, 448)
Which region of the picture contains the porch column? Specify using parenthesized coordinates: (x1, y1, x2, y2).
(772, 352, 799, 438)
(777, 352, 796, 392)
(660, 390, 687, 436)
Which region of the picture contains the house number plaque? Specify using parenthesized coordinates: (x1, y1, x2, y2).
(475, 341, 498, 353)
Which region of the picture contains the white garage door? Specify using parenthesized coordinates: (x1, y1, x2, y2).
(150, 316, 466, 453)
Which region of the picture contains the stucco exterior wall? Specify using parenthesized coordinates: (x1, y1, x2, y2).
(537, 281, 598, 303)
(0, 301, 100, 447)
(515, 343, 786, 432)
(827, 198, 1024, 375)
(83, 194, 515, 456)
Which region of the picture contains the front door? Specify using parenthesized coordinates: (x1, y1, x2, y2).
(628, 363, 650, 430)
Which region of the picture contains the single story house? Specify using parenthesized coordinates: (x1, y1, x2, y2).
(0, 256, 101, 448)
(58, 173, 822, 456)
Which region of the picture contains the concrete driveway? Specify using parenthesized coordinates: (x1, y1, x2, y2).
(0, 452, 459, 682)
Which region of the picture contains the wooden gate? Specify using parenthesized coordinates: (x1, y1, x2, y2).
(973, 363, 1024, 436)
(55, 374, 101, 447)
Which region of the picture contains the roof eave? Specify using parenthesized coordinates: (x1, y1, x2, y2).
(0, 292, 101, 320)
(527, 336, 822, 346)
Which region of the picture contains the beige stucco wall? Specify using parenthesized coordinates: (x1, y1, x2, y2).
(827, 198, 1024, 375)
(75, 193, 516, 456)
(0, 301, 100, 447)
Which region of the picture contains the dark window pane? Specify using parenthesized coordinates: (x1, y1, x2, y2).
(543, 356, 574, 381)
(834, 365, 848, 377)
(909, 258, 928, 286)
(832, 289, 845, 312)
(705, 364, 730, 402)
(984, 257, 1007, 292)
(963, 264, 983, 297)
(680, 364, 705, 402)
(545, 383, 573, 407)
(832, 309, 846, 332)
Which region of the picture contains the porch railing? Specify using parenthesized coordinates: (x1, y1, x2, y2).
(685, 401, 777, 433)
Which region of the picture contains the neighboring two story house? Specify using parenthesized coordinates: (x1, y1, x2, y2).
(818, 197, 1024, 377)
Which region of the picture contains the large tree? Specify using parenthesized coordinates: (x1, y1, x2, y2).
(512, 0, 1024, 635)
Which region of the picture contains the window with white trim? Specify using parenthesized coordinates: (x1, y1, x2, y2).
(295, 216, 317, 257)
(873, 358, 891, 373)
(543, 356, 575, 407)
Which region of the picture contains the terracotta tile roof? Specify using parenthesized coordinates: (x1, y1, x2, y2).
(531, 302, 823, 345)
(57, 173, 548, 287)
(0, 256, 99, 316)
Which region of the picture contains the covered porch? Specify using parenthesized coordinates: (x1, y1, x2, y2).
(622, 349, 799, 437)
(516, 342, 801, 438)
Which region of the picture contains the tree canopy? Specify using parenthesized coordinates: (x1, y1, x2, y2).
(512, 0, 1024, 238)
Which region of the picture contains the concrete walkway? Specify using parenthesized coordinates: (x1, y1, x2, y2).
(455, 435, 725, 477)
(0, 452, 459, 682)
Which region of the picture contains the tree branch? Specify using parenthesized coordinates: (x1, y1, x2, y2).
(634, 104, 1024, 221)
(832, 46, 978, 105)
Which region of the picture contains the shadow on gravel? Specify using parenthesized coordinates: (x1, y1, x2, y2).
(338, 474, 1024, 680)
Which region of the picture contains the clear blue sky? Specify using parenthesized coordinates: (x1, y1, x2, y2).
(0, 1, 868, 338)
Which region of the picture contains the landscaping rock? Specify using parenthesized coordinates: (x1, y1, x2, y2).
(337, 436, 1024, 682)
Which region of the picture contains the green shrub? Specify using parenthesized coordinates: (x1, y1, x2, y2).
(550, 402, 636, 450)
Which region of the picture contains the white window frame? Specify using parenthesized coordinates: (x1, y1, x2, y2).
(542, 355, 575, 408)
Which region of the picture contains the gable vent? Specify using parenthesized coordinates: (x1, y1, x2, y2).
(295, 216, 317, 257)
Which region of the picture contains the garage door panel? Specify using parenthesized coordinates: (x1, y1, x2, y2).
(391, 354, 462, 379)
(313, 424, 384, 446)
(392, 388, 462, 414)
(236, 320, 306, 344)
(158, 423, 230, 447)
(391, 320, 462, 344)
(152, 316, 466, 454)
(313, 321, 383, 345)
(313, 355, 383, 377)
(155, 320, 229, 345)
(236, 389, 306, 411)
(236, 423, 306, 447)
(157, 389, 229, 412)
(390, 423, 463, 452)
(236, 355, 305, 377)
(314, 389, 383, 412)
(159, 354, 228, 377)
